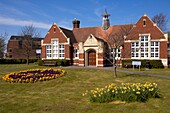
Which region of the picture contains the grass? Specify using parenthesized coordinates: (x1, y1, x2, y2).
(0, 64, 170, 113)
(119, 67, 170, 76)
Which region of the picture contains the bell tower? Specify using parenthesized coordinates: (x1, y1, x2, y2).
(102, 9, 110, 30)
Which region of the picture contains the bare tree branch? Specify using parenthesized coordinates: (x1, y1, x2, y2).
(19, 24, 41, 64)
(152, 13, 168, 32)
(103, 25, 133, 78)
(0, 32, 8, 58)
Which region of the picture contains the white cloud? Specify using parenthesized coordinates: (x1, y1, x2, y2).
(0, 16, 51, 29)
(55, 7, 81, 16)
(0, 2, 30, 18)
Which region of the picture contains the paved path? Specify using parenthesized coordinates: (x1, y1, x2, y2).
(63, 66, 170, 79)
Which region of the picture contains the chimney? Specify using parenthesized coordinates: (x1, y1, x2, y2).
(72, 19, 80, 28)
(102, 9, 110, 30)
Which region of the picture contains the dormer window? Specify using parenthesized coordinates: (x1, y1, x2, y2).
(143, 19, 146, 27)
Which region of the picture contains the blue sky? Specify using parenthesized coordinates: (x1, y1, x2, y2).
(0, 0, 170, 40)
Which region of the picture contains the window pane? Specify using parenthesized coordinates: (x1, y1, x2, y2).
(155, 42, 158, 46)
(155, 53, 159, 57)
(46, 45, 51, 49)
(136, 42, 139, 46)
(151, 42, 154, 46)
(155, 48, 158, 52)
(131, 48, 135, 52)
(145, 53, 148, 57)
(132, 42, 135, 46)
(151, 48, 154, 52)
(131, 53, 134, 57)
(136, 48, 139, 52)
(151, 53, 154, 57)
(145, 36, 148, 41)
(141, 36, 144, 41)
(136, 53, 139, 57)
(145, 42, 148, 46)
(145, 48, 148, 52)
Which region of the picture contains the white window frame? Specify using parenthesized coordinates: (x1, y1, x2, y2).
(140, 35, 149, 58)
(59, 44, 65, 59)
(131, 42, 139, 58)
(52, 40, 59, 59)
(110, 48, 121, 60)
(150, 41, 159, 58)
(46, 39, 65, 59)
(131, 35, 160, 59)
(46, 45, 52, 59)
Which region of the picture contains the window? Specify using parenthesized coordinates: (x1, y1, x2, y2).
(54, 27, 56, 33)
(131, 42, 139, 58)
(9, 48, 12, 52)
(46, 40, 64, 59)
(143, 19, 146, 27)
(144, 21, 146, 25)
(52, 40, 58, 59)
(74, 49, 79, 58)
(110, 48, 121, 59)
(59, 44, 64, 59)
(46, 45, 52, 58)
(140, 35, 149, 58)
(151, 42, 159, 58)
(131, 35, 159, 59)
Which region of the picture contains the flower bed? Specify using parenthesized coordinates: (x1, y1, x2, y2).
(2, 68, 66, 83)
(82, 82, 161, 103)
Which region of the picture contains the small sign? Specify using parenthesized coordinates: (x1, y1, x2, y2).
(132, 61, 141, 66)
(132, 61, 141, 71)
(36, 49, 41, 54)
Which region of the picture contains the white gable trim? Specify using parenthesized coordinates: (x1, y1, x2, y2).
(84, 34, 99, 47)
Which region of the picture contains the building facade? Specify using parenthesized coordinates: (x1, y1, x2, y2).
(7, 35, 43, 59)
(41, 13, 169, 68)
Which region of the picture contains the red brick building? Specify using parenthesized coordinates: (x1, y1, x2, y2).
(41, 13, 169, 68)
(7, 36, 43, 59)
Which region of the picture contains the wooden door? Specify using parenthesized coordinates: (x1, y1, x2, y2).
(88, 50, 96, 66)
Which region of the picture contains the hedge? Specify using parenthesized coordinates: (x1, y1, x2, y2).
(38, 59, 70, 66)
(0, 58, 39, 64)
(122, 59, 164, 68)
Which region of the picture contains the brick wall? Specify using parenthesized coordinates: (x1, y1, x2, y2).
(160, 41, 168, 58)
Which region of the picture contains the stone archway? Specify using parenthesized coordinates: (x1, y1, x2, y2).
(88, 49, 96, 66)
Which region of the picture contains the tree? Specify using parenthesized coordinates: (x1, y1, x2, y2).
(0, 32, 7, 58)
(19, 24, 41, 65)
(152, 13, 168, 32)
(104, 25, 132, 78)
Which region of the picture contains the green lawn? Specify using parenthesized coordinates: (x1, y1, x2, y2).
(119, 68, 170, 76)
(0, 64, 170, 113)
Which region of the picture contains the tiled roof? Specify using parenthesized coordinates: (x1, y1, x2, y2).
(59, 27, 77, 44)
(73, 24, 133, 43)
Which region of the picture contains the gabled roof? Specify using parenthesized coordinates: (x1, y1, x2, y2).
(126, 14, 166, 40)
(59, 27, 76, 44)
(43, 23, 69, 43)
(73, 24, 133, 43)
